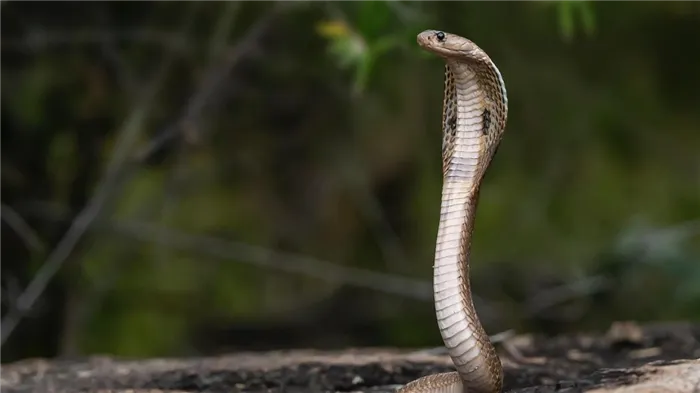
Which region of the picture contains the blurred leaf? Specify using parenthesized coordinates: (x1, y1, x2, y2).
(355, 1, 391, 39)
(557, 1, 596, 41)
(579, 2, 596, 36)
(317, 19, 367, 68)
(558, 2, 576, 41)
(353, 52, 373, 96)
(372, 35, 403, 57)
(317, 17, 413, 95)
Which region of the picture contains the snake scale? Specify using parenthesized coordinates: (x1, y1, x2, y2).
(397, 30, 509, 393)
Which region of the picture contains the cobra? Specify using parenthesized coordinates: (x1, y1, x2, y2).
(397, 30, 509, 393)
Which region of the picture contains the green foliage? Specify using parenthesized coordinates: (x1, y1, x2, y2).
(316, 2, 428, 95)
(2, 1, 699, 361)
(556, 1, 596, 41)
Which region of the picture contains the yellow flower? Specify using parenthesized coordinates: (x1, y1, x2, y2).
(316, 20, 351, 39)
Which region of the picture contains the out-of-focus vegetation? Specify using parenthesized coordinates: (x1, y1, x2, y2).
(1, 1, 699, 363)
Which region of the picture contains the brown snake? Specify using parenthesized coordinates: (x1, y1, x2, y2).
(397, 30, 508, 393)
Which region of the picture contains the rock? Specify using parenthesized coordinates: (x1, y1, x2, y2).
(2, 322, 698, 393)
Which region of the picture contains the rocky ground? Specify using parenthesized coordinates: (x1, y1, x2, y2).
(2, 321, 699, 393)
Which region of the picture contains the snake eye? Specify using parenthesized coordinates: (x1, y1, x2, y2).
(435, 31, 446, 41)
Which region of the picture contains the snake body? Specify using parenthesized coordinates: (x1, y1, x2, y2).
(398, 30, 509, 393)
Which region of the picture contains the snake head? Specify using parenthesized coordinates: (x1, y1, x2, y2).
(417, 30, 483, 61)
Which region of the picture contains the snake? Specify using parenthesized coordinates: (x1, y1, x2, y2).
(397, 30, 509, 393)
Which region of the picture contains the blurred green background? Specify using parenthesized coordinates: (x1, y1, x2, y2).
(1, 1, 699, 364)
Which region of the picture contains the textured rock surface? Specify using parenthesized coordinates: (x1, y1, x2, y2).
(2, 322, 698, 393)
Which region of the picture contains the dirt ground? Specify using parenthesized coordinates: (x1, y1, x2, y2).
(2, 321, 699, 393)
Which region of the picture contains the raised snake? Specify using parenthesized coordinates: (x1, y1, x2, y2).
(397, 30, 509, 393)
